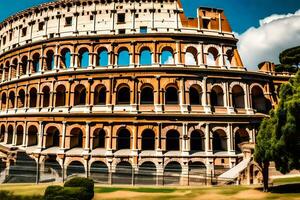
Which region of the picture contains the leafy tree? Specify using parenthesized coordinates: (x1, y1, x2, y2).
(254, 71, 300, 192)
(277, 46, 300, 72)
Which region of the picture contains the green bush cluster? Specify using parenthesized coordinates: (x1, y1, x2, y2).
(0, 190, 43, 200)
(44, 177, 94, 200)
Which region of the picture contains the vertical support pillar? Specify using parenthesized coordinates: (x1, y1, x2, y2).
(22, 122, 27, 147)
(61, 121, 67, 151)
(85, 122, 91, 151)
(202, 77, 211, 113)
(228, 123, 234, 154)
(37, 121, 44, 151)
(205, 123, 212, 154)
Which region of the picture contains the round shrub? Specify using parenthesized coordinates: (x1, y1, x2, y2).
(44, 185, 63, 198)
(64, 177, 94, 199)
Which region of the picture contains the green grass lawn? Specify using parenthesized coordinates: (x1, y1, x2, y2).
(0, 178, 300, 200)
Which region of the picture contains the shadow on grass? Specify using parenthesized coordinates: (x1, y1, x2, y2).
(256, 183, 300, 194)
(95, 187, 177, 194)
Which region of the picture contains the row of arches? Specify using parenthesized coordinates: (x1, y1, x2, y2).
(0, 45, 236, 81)
(0, 82, 271, 114)
(1, 124, 250, 153)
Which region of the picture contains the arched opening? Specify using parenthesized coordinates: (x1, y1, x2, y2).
(94, 85, 106, 105)
(213, 130, 227, 152)
(55, 85, 66, 107)
(0, 125, 5, 142)
(189, 85, 202, 105)
(74, 84, 86, 106)
(206, 47, 219, 66)
(67, 161, 85, 177)
(4, 62, 9, 81)
(7, 125, 13, 144)
(137, 162, 156, 185)
(32, 53, 40, 73)
(185, 47, 197, 66)
(251, 86, 271, 114)
(140, 48, 152, 65)
(1, 93, 6, 110)
(235, 129, 250, 152)
(20, 56, 28, 76)
(16, 125, 24, 146)
(93, 129, 106, 149)
(90, 161, 108, 183)
(118, 48, 130, 67)
(61, 48, 71, 69)
(116, 85, 130, 105)
(97, 48, 108, 67)
(165, 86, 178, 105)
(18, 90, 25, 108)
(166, 130, 180, 151)
(42, 86, 50, 107)
(8, 91, 15, 109)
(161, 47, 174, 64)
(11, 58, 18, 79)
(210, 86, 224, 107)
(117, 128, 131, 150)
(46, 127, 60, 148)
(113, 161, 132, 185)
(164, 161, 182, 185)
(225, 50, 234, 67)
(140, 86, 154, 104)
(141, 129, 155, 150)
(232, 85, 245, 109)
(45, 157, 62, 178)
(46, 50, 55, 70)
(70, 128, 83, 149)
(189, 162, 206, 184)
(28, 125, 38, 146)
(79, 48, 89, 68)
(29, 88, 38, 108)
(190, 130, 204, 152)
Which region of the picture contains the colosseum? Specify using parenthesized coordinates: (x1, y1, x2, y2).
(0, 0, 292, 185)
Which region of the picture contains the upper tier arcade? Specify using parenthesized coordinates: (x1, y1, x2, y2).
(0, 0, 235, 56)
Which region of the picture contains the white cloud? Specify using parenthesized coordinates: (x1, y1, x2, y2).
(236, 9, 300, 71)
(164, 56, 174, 64)
(185, 52, 197, 65)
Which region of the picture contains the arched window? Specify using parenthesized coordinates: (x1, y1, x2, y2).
(46, 50, 55, 70)
(190, 130, 204, 151)
(74, 84, 86, 106)
(207, 47, 218, 66)
(56, 85, 66, 107)
(232, 85, 245, 109)
(140, 86, 154, 104)
(29, 88, 38, 108)
(114, 161, 132, 185)
(210, 86, 224, 107)
(225, 50, 234, 67)
(28, 126, 38, 146)
(213, 130, 227, 152)
(1, 93, 6, 110)
(189, 85, 202, 105)
(4, 62, 9, 81)
(252, 86, 271, 114)
(97, 48, 108, 67)
(21, 56, 28, 76)
(67, 161, 85, 177)
(166, 130, 180, 151)
(16, 125, 23, 146)
(235, 129, 250, 152)
(18, 90, 25, 108)
(46, 127, 60, 148)
(94, 85, 106, 105)
(70, 128, 83, 149)
(0, 125, 5, 143)
(161, 48, 174, 64)
(165, 86, 178, 105)
(118, 48, 130, 67)
(8, 91, 15, 109)
(93, 129, 106, 149)
(164, 162, 182, 185)
(117, 129, 130, 150)
(61, 48, 71, 69)
(7, 125, 13, 144)
(117, 85, 130, 105)
(141, 129, 155, 150)
(90, 161, 108, 183)
(140, 48, 152, 65)
(138, 162, 157, 185)
(42, 86, 50, 107)
(185, 47, 197, 66)
(11, 59, 18, 79)
(189, 162, 206, 176)
(32, 53, 40, 73)
(79, 48, 89, 68)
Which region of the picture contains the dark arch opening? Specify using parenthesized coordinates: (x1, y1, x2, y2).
(16, 125, 24, 146)
(213, 130, 227, 152)
(93, 129, 106, 149)
(90, 161, 108, 183)
(232, 85, 245, 109)
(42, 86, 50, 107)
(117, 86, 130, 105)
(28, 126, 38, 146)
(8, 91, 15, 109)
(252, 86, 271, 114)
(18, 90, 25, 108)
(46, 127, 60, 148)
(94, 85, 106, 105)
(70, 128, 83, 149)
(165, 86, 178, 105)
(45, 157, 62, 178)
(140, 86, 154, 104)
(46, 50, 55, 70)
(1, 93, 6, 110)
(117, 129, 130, 150)
(166, 130, 180, 151)
(56, 85, 66, 107)
(141, 129, 155, 150)
(0, 125, 5, 142)
(67, 161, 85, 177)
(235, 129, 250, 152)
(32, 53, 40, 73)
(29, 88, 38, 108)
(74, 84, 86, 106)
(21, 56, 28, 76)
(7, 125, 13, 144)
(210, 86, 224, 107)
(189, 85, 202, 105)
(190, 130, 204, 151)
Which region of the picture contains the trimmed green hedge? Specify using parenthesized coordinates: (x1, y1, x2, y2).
(0, 190, 43, 200)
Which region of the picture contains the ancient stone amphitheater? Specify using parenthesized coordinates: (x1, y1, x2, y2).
(0, 0, 291, 185)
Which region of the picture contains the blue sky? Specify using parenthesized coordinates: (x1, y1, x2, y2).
(0, 0, 299, 33)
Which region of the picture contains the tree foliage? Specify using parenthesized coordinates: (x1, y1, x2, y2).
(276, 46, 300, 72)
